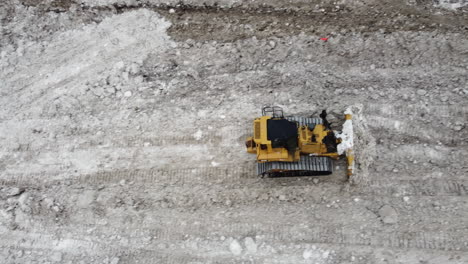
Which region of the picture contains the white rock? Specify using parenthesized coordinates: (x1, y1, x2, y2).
(229, 239, 242, 255)
(403, 196, 410, 202)
(417, 89, 427, 96)
(43, 197, 54, 208)
(244, 237, 257, 253)
(303, 249, 316, 259)
(122, 71, 129, 81)
(93, 86, 104, 96)
(18, 193, 31, 212)
(453, 122, 464, 131)
(124, 91, 132, 97)
(51, 251, 62, 262)
(312, 178, 319, 184)
(114, 61, 125, 70)
(193, 130, 203, 140)
(106, 86, 116, 94)
(76, 190, 96, 208)
(379, 205, 398, 224)
(169, 8, 175, 14)
(268, 40, 276, 49)
(128, 63, 140, 74)
(110, 257, 120, 264)
(5, 187, 23, 197)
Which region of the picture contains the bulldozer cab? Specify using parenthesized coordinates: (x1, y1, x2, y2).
(267, 118, 298, 152)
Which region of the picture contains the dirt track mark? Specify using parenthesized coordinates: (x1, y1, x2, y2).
(6, 222, 468, 254)
(1, 167, 467, 197)
(365, 103, 468, 119)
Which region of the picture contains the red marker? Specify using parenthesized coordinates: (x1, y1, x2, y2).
(320, 37, 329, 42)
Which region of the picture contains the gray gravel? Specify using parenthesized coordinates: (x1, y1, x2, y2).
(0, 0, 468, 263)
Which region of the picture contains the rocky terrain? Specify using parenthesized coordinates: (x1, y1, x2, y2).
(0, 0, 467, 263)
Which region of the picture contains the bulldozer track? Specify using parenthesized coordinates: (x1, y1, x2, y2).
(13, 221, 468, 253)
(367, 115, 464, 143)
(1, 168, 467, 196)
(0, 245, 201, 264)
(0, 237, 203, 264)
(257, 156, 333, 177)
(1, 103, 466, 124)
(365, 103, 468, 119)
(0, 165, 256, 186)
(363, 179, 468, 196)
(4, 128, 251, 152)
(3, 103, 466, 153)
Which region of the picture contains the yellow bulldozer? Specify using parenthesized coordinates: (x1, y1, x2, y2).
(246, 106, 354, 177)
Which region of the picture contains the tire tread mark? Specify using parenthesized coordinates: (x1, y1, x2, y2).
(5, 128, 251, 153)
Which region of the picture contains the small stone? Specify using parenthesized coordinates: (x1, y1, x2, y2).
(43, 197, 54, 208)
(169, 8, 175, 14)
(268, 40, 276, 49)
(51, 252, 62, 262)
(303, 249, 314, 259)
(93, 86, 104, 96)
(258, 193, 269, 201)
(417, 89, 427, 96)
(119, 180, 126, 186)
(244, 237, 257, 253)
(193, 130, 203, 140)
(106, 86, 116, 94)
(124, 91, 132, 97)
(128, 63, 140, 74)
(110, 257, 120, 264)
(122, 71, 129, 81)
(453, 122, 464, 131)
(229, 239, 242, 255)
(77, 190, 96, 208)
(5, 187, 23, 197)
(378, 205, 398, 224)
(403, 196, 410, 202)
(278, 195, 286, 201)
(18, 192, 31, 212)
(312, 179, 319, 184)
(114, 61, 125, 70)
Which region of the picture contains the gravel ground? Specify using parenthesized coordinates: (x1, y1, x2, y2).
(1, 0, 468, 263)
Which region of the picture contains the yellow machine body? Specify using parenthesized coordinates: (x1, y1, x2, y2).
(246, 106, 354, 177)
(246, 116, 339, 162)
